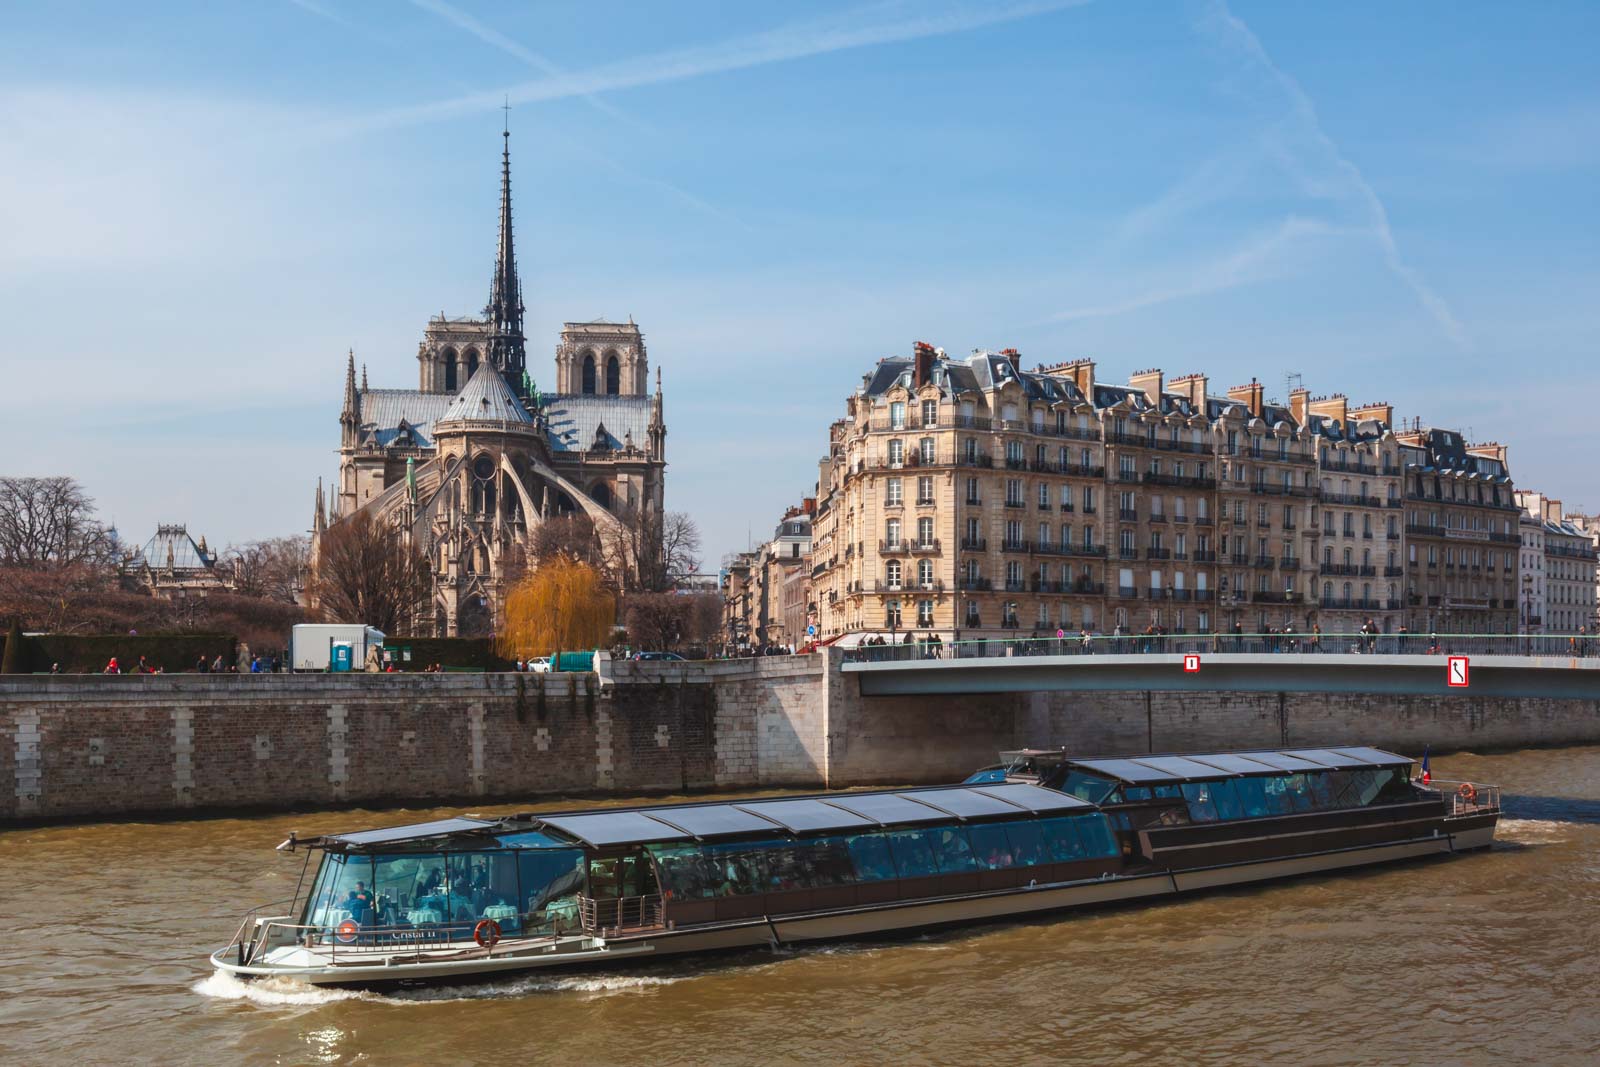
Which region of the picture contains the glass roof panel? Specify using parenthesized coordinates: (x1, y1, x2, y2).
(734, 799, 877, 833)
(824, 792, 950, 826)
(1185, 754, 1283, 775)
(1329, 746, 1414, 767)
(640, 805, 783, 839)
(537, 812, 691, 847)
(1231, 752, 1326, 772)
(973, 783, 1092, 812)
(905, 788, 1028, 819)
(494, 829, 576, 850)
(1127, 756, 1233, 779)
(329, 817, 494, 846)
(1070, 758, 1184, 783)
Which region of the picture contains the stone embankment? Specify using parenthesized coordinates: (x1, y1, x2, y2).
(2, 649, 1595, 823)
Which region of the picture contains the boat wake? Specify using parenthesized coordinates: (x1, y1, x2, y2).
(1498, 818, 1575, 843)
(193, 971, 381, 1007)
(192, 968, 686, 1007)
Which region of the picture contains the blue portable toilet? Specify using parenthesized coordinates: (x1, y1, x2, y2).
(330, 643, 354, 672)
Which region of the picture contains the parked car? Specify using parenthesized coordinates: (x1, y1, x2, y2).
(631, 651, 685, 661)
(525, 656, 552, 673)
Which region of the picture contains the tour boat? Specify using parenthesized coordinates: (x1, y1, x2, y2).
(210, 746, 1499, 989)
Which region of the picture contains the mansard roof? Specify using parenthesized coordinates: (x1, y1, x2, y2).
(437, 364, 533, 426)
(543, 394, 652, 453)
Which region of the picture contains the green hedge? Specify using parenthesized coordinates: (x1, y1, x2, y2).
(378, 637, 516, 672)
(0, 633, 238, 674)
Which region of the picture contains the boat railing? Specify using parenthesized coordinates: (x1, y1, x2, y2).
(238, 917, 553, 965)
(578, 893, 665, 935)
(1423, 779, 1502, 816)
(226, 898, 296, 960)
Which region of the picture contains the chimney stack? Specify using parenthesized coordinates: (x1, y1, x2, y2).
(1170, 373, 1208, 408)
(912, 341, 935, 389)
(1129, 368, 1164, 406)
(1226, 377, 1266, 418)
(1289, 387, 1311, 426)
(1307, 393, 1349, 424)
(1349, 401, 1394, 426)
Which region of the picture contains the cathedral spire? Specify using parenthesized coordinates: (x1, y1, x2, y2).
(485, 115, 528, 395)
(340, 349, 361, 449)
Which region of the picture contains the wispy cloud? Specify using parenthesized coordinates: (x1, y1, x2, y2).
(311, 1, 1088, 139)
(1200, 0, 1470, 348)
(1048, 216, 1339, 322)
(406, 0, 635, 127)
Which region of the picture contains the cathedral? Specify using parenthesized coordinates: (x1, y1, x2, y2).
(311, 128, 667, 637)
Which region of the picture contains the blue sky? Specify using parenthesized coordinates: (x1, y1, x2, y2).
(3, 0, 1597, 563)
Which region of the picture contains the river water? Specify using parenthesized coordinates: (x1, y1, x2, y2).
(2, 747, 1598, 1066)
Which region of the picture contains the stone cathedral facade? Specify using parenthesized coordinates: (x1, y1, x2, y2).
(311, 130, 667, 637)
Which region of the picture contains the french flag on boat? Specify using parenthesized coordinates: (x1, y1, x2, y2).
(1420, 746, 1431, 785)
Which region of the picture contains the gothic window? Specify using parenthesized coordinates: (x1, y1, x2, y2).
(582, 353, 597, 394)
(442, 347, 458, 392)
(465, 348, 480, 378)
(605, 353, 620, 395)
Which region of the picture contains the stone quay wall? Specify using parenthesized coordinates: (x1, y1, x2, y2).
(3, 651, 1596, 824)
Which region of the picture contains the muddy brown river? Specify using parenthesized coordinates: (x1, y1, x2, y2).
(2, 747, 1598, 1066)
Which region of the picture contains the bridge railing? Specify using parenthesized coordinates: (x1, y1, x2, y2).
(841, 632, 1600, 664)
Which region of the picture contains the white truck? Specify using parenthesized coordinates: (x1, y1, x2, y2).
(290, 624, 385, 672)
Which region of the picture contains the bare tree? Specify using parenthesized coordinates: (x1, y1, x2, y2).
(608, 507, 702, 593)
(309, 513, 432, 636)
(226, 536, 309, 603)
(0, 476, 117, 570)
(623, 591, 722, 652)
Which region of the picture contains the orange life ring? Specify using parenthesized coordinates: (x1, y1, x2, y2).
(474, 919, 502, 948)
(1457, 782, 1477, 803)
(335, 919, 360, 944)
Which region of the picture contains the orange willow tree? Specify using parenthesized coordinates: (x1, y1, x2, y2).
(497, 558, 615, 659)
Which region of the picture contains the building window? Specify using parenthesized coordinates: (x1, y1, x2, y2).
(605, 354, 620, 395)
(918, 476, 934, 505)
(918, 517, 935, 547)
(965, 476, 980, 504)
(886, 518, 901, 548)
(885, 599, 902, 628)
(886, 478, 902, 506)
(920, 438, 936, 464)
(921, 400, 937, 426)
(918, 558, 935, 589)
(917, 599, 934, 627)
(581, 353, 596, 394)
(888, 439, 904, 466)
(886, 560, 902, 590)
(889, 401, 906, 430)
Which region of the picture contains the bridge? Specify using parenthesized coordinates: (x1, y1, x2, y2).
(841, 634, 1600, 699)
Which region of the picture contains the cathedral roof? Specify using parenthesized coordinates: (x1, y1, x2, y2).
(543, 394, 652, 453)
(438, 364, 534, 426)
(360, 390, 456, 447)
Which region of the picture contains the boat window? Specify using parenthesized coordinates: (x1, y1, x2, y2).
(1324, 770, 1357, 807)
(1074, 814, 1120, 858)
(885, 828, 940, 877)
(372, 853, 427, 925)
(648, 845, 718, 901)
(1004, 820, 1047, 866)
(1259, 776, 1296, 816)
(519, 848, 585, 932)
(1209, 778, 1243, 820)
(1181, 782, 1218, 822)
(969, 823, 1017, 869)
(1284, 774, 1315, 813)
(1059, 770, 1117, 804)
(1152, 784, 1184, 800)
(930, 826, 978, 873)
(702, 842, 768, 896)
(1233, 776, 1272, 818)
(1349, 769, 1383, 806)
(802, 836, 859, 887)
(1037, 816, 1085, 860)
(845, 832, 897, 882)
(1123, 786, 1153, 802)
(301, 853, 367, 927)
(1306, 771, 1335, 808)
